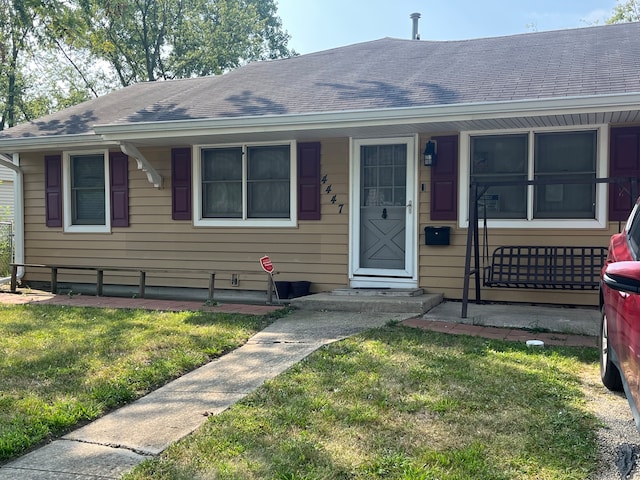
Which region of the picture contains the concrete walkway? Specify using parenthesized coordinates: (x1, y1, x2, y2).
(409, 300, 600, 347)
(0, 291, 599, 479)
(0, 296, 414, 479)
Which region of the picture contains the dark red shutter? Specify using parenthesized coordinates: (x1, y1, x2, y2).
(109, 151, 129, 227)
(297, 142, 321, 220)
(430, 135, 459, 221)
(172, 147, 192, 220)
(44, 155, 62, 227)
(610, 127, 640, 221)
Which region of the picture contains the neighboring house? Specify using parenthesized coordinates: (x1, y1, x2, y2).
(0, 165, 14, 220)
(0, 22, 640, 306)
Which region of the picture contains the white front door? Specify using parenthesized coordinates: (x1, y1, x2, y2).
(350, 137, 417, 288)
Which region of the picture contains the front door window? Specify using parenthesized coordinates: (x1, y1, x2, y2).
(359, 143, 408, 270)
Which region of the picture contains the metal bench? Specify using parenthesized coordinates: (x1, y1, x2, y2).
(483, 246, 608, 290)
(9, 264, 218, 301)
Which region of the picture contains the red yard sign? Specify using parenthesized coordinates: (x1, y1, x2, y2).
(260, 255, 274, 274)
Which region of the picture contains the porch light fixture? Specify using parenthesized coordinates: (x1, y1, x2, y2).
(423, 140, 437, 166)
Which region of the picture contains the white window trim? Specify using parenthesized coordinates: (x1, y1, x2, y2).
(62, 150, 111, 233)
(459, 125, 608, 229)
(193, 141, 297, 227)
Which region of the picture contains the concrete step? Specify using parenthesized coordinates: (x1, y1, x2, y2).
(290, 290, 443, 314)
(331, 288, 424, 297)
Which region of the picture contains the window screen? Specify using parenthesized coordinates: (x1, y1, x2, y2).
(70, 154, 105, 225)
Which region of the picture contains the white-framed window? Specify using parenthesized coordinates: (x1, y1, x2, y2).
(63, 150, 110, 233)
(193, 141, 297, 227)
(459, 126, 608, 229)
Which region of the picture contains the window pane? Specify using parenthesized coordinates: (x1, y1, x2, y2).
(477, 183, 528, 219)
(248, 181, 290, 218)
(202, 148, 242, 218)
(378, 145, 394, 165)
(360, 144, 406, 207)
(363, 167, 378, 191)
(362, 146, 377, 166)
(203, 182, 242, 218)
(534, 131, 596, 219)
(379, 166, 393, 186)
(394, 165, 406, 186)
(202, 148, 242, 181)
(535, 131, 596, 173)
(247, 145, 290, 218)
(470, 135, 528, 219)
(471, 135, 527, 175)
(71, 154, 105, 225)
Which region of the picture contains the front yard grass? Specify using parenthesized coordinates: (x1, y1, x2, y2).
(0, 304, 274, 461)
(127, 325, 601, 480)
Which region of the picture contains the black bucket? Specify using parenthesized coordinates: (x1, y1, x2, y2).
(290, 281, 311, 298)
(274, 281, 291, 299)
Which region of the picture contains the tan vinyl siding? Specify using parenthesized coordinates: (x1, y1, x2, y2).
(0, 166, 12, 182)
(21, 140, 350, 293)
(0, 165, 14, 219)
(0, 182, 13, 218)
(21, 133, 616, 307)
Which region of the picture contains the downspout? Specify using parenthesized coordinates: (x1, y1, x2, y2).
(0, 153, 23, 284)
(12, 152, 23, 283)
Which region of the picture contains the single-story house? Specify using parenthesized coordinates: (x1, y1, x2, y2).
(1, 22, 640, 306)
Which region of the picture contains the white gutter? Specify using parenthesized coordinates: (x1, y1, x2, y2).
(0, 133, 119, 152)
(0, 153, 23, 284)
(92, 92, 640, 141)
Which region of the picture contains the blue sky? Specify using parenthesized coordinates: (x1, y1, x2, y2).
(276, 0, 619, 54)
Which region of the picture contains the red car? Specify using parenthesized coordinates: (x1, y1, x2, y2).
(600, 199, 640, 429)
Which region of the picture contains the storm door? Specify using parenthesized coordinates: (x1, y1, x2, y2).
(350, 137, 417, 288)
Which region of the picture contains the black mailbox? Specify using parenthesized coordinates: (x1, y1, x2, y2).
(425, 226, 451, 246)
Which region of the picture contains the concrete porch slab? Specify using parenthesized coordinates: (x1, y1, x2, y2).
(290, 291, 443, 314)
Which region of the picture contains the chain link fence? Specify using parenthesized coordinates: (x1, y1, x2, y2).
(0, 222, 13, 277)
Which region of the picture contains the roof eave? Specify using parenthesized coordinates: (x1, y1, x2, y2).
(0, 133, 118, 153)
(93, 93, 640, 141)
(2, 93, 640, 151)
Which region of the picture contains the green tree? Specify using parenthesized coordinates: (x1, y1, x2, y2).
(0, 0, 39, 130)
(72, 0, 294, 86)
(0, 0, 92, 129)
(18, 48, 105, 120)
(607, 0, 640, 23)
(0, 0, 293, 127)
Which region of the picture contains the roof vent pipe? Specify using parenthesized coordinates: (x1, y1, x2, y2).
(410, 12, 421, 40)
